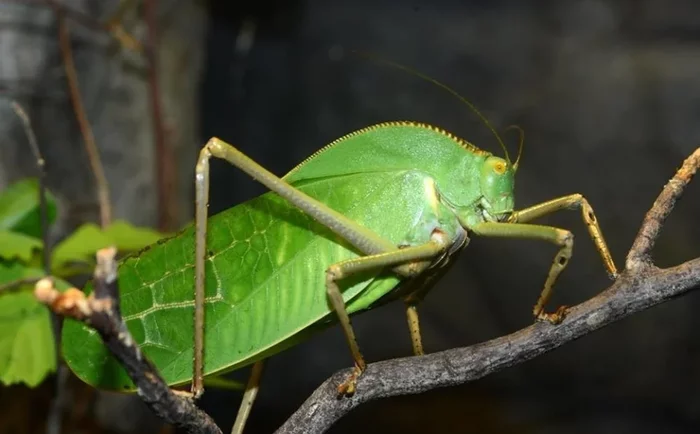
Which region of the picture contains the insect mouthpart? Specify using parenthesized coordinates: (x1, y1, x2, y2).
(479, 204, 512, 223)
(480, 207, 496, 222)
(497, 211, 513, 223)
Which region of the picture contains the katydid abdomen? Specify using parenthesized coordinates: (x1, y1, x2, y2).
(62, 123, 476, 391)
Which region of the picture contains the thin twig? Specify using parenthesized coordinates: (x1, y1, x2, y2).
(626, 148, 700, 269)
(144, 0, 177, 231)
(10, 100, 68, 434)
(0, 0, 143, 52)
(275, 147, 700, 434)
(53, 6, 112, 228)
(9, 101, 50, 273)
(104, 0, 143, 52)
(0, 276, 42, 294)
(35, 247, 222, 434)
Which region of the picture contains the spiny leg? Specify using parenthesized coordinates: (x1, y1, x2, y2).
(472, 222, 574, 323)
(509, 194, 618, 279)
(327, 234, 450, 395)
(405, 304, 424, 356)
(400, 275, 447, 357)
(231, 360, 265, 434)
(195, 137, 430, 397)
(401, 253, 462, 357)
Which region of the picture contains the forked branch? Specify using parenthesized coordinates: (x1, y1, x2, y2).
(275, 147, 700, 434)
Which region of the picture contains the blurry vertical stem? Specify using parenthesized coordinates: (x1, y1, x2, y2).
(10, 101, 50, 273)
(2, 0, 141, 49)
(10, 100, 68, 434)
(145, 0, 177, 231)
(55, 6, 112, 228)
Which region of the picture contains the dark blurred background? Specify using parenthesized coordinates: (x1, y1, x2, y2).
(2, 0, 700, 433)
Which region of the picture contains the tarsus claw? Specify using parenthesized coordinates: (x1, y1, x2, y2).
(535, 305, 569, 324)
(337, 363, 364, 397)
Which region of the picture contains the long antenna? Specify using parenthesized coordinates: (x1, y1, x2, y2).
(351, 50, 512, 165)
(504, 125, 525, 172)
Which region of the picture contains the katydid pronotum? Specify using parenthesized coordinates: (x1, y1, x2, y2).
(62, 74, 618, 433)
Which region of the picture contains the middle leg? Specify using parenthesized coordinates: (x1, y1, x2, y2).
(327, 232, 450, 395)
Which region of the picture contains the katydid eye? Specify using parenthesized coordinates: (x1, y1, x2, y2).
(493, 161, 506, 174)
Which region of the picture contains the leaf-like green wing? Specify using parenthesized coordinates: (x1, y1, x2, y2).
(0, 178, 57, 238)
(62, 170, 429, 391)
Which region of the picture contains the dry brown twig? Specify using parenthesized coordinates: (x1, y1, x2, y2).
(52, 5, 113, 228)
(1, 0, 143, 52)
(144, 0, 178, 232)
(35, 147, 700, 434)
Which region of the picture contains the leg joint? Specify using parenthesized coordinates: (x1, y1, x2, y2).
(558, 230, 574, 247)
(326, 264, 343, 282)
(203, 137, 228, 157)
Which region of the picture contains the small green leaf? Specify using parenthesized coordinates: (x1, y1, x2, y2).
(52, 220, 169, 273)
(103, 220, 168, 252)
(0, 260, 40, 283)
(0, 261, 72, 388)
(0, 231, 42, 263)
(0, 179, 57, 238)
(51, 224, 112, 272)
(0, 291, 55, 387)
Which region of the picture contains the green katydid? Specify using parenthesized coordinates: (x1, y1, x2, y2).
(61, 66, 618, 431)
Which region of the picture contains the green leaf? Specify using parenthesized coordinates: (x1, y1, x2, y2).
(0, 291, 55, 387)
(52, 220, 169, 273)
(103, 220, 169, 252)
(0, 231, 42, 263)
(0, 179, 57, 238)
(51, 224, 112, 272)
(0, 261, 72, 388)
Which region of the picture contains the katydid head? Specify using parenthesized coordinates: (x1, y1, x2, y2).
(474, 126, 522, 222)
(478, 155, 515, 222)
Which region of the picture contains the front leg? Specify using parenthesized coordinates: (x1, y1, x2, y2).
(472, 222, 574, 323)
(509, 194, 618, 279)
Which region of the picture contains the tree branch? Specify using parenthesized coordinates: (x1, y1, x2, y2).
(275, 147, 700, 434)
